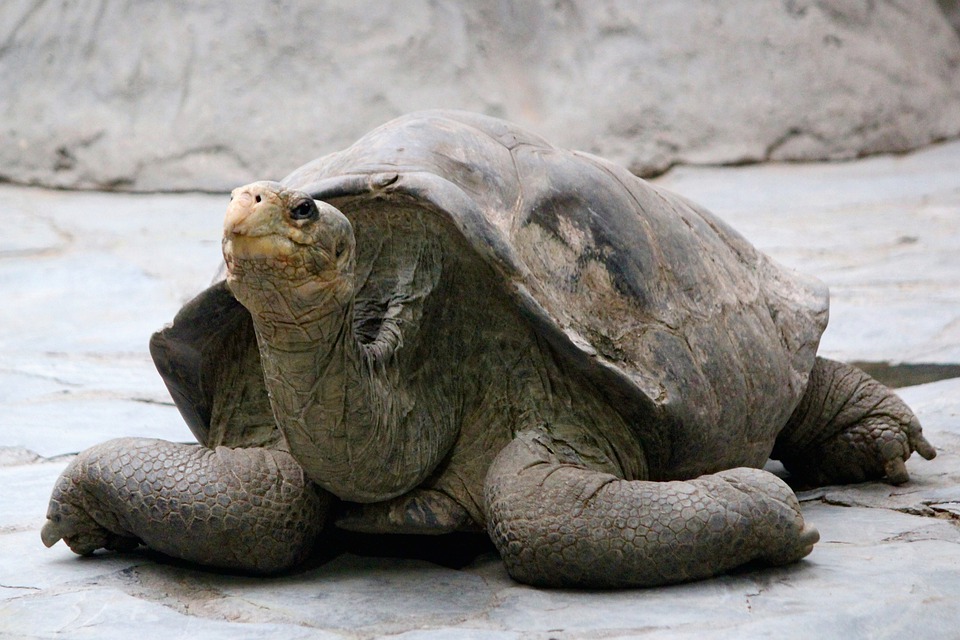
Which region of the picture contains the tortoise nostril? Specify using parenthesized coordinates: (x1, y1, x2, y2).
(255, 194, 262, 203)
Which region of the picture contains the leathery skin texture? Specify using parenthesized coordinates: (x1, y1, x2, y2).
(42, 438, 329, 573)
(774, 357, 937, 487)
(485, 432, 819, 588)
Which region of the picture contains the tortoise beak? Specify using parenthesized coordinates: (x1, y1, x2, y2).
(40, 519, 63, 547)
(225, 181, 285, 238)
(223, 182, 300, 262)
(224, 191, 257, 236)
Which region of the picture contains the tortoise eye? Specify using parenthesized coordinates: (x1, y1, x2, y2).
(289, 201, 316, 221)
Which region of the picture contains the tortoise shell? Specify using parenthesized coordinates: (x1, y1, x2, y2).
(154, 110, 828, 478)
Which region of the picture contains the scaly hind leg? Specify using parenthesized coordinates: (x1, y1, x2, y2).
(41, 438, 330, 573)
(484, 431, 818, 588)
(772, 357, 936, 486)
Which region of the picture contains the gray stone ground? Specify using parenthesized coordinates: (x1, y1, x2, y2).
(2, 141, 959, 638)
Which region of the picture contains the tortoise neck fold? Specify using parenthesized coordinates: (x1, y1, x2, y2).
(252, 299, 438, 503)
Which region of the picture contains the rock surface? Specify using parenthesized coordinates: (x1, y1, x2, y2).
(2, 141, 959, 638)
(656, 140, 960, 365)
(2, 0, 959, 191)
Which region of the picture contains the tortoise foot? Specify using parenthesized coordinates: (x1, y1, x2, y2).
(43, 438, 330, 573)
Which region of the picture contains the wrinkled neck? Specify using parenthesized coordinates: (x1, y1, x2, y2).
(250, 293, 443, 503)
(253, 296, 354, 354)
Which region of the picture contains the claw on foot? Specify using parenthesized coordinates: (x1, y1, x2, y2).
(40, 520, 63, 548)
(884, 457, 910, 485)
(914, 433, 937, 461)
(798, 523, 820, 558)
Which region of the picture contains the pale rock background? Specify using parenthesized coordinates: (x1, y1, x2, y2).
(1, 0, 959, 191)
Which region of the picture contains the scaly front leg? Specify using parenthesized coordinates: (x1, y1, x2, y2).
(41, 438, 331, 573)
(485, 431, 818, 588)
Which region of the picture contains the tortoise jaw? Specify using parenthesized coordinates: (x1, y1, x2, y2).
(223, 182, 351, 271)
(222, 183, 318, 280)
(224, 232, 297, 261)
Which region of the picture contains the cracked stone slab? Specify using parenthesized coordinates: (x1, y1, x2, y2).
(796, 377, 960, 518)
(0, 587, 338, 640)
(0, 353, 189, 458)
(0, 186, 221, 457)
(4, 396, 188, 459)
(0, 211, 65, 257)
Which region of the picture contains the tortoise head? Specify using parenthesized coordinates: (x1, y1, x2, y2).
(222, 181, 356, 322)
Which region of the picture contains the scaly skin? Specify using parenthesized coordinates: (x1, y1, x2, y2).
(773, 357, 936, 486)
(42, 438, 329, 572)
(485, 431, 818, 588)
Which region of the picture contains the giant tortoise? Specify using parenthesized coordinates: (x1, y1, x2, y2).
(41, 111, 935, 587)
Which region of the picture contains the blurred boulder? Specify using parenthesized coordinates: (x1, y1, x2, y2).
(940, 0, 960, 34)
(2, 0, 959, 191)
